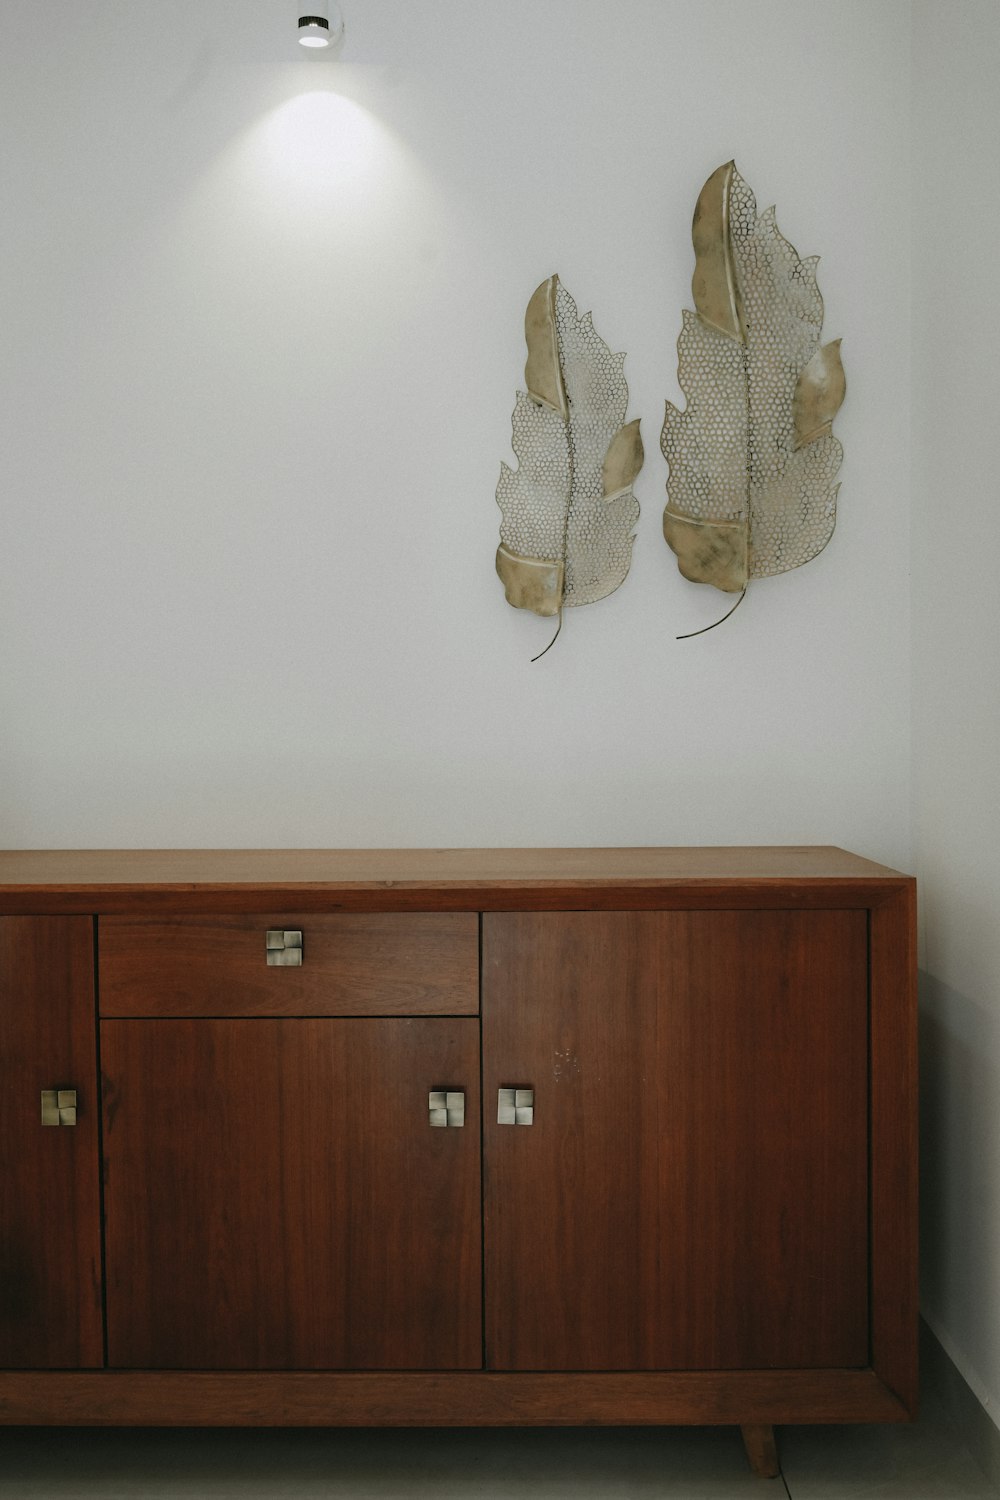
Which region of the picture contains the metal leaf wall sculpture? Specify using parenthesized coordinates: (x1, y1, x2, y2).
(497, 275, 643, 657)
(662, 162, 845, 624)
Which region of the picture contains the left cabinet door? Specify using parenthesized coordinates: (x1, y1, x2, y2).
(101, 1017, 482, 1369)
(0, 917, 103, 1367)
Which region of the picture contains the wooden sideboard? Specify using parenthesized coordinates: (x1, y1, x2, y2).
(0, 848, 917, 1480)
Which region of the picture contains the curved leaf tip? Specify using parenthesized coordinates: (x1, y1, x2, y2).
(691, 161, 746, 343)
(523, 276, 567, 419)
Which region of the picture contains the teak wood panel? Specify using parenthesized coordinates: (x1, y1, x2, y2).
(101, 1018, 481, 1369)
(483, 910, 869, 1372)
(483, 913, 660, 1370)
(870, 887, 919, 1410)
(0, 917, 103, 1368)
(0, 848, 910, 917)
(98, 913, 479, 1016)
(654, 909, 869, 1369)
(0, 1368, 911, 1428)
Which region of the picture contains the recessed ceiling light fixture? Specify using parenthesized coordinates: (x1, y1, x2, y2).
(298, 9, 344, 50)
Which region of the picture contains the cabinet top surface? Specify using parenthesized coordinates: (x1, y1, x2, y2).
(0, 847, 909, 892)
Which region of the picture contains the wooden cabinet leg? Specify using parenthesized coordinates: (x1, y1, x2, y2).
(741, 1424, 781, 1478)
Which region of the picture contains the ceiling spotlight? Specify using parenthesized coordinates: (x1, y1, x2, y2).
(298, 10, 344, 49)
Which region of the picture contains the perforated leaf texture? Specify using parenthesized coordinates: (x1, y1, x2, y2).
(496, 277, 642, 622)
(662, 164, 845, 594)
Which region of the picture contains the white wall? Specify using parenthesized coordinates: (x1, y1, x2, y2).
(913, 0, 1000, 1436)
(0, 0, 911, 857)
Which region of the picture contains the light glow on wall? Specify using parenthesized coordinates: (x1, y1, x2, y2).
(245, 88, 419, 217)
(261, 90, 384, 188)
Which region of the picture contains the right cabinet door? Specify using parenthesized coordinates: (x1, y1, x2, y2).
(482, 910, 869, 1372)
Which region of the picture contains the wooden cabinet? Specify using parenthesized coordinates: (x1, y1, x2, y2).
(0, 848, 917, 1477)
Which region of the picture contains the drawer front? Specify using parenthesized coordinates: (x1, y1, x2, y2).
(98, 913, 479, 1017)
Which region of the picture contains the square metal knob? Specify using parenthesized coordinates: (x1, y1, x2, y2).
(498, 1087, 534, 1125)
(266, 930, 303, 966)
(429, 1090, 465, 1127)
(41, 1089, 77, 1126)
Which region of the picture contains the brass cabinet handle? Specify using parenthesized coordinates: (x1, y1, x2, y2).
(429, 1090, 465, 1127)
(41, 1089, 77, 1126)
(266, 930, 303, 966)
(497, 1087, 534, 1125)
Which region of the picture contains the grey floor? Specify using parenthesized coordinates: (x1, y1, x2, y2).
(1, 1390, 995, 1499)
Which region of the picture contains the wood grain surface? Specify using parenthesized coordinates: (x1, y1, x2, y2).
(654, 909, 869, 1370)
(101, 1017, 481, 1369)
(483, 910, 869, 1372)
(98, 913, 479, 1017)
(0, 918, 103, 1367)
(0, 847, 911, 916)
(483, 912, 660, 1370)
(870, 886, 920, 1411)
(0, 1368, 910, 1427)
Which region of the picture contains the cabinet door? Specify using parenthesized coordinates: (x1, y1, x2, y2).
(483, 912, 661, 1370)
(102, 1018, 481, 1369)
(0, 917, 103, 1368)
(483, 910, 869, 1371)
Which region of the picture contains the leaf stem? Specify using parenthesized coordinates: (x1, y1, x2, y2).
(531, 610, 563, 662)
(677, 587, 747, 640)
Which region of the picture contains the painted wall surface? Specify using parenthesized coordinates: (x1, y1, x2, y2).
(0, 0, 911, 857)
(913, 0, 1000, 1437)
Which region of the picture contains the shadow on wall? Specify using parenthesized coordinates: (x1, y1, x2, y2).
(919, 968, 1000, 1408)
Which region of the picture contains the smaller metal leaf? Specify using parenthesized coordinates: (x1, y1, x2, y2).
(496, 276, 642, 642)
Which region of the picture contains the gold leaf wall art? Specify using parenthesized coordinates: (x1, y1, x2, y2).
(662, 162, 845, 634)
(496, 275, 643, 659)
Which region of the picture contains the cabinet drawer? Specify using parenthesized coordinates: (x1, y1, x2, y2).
(98, 914, 479, 1017)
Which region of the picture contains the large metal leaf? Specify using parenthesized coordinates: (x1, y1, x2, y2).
(662, 163, 845, 598)
(496, 276, 642, 646)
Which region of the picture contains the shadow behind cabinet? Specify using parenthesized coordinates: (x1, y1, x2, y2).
(0, 848, 917, 1464)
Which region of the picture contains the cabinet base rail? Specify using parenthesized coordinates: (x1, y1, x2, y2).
(0, 1369, 911, 1427)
